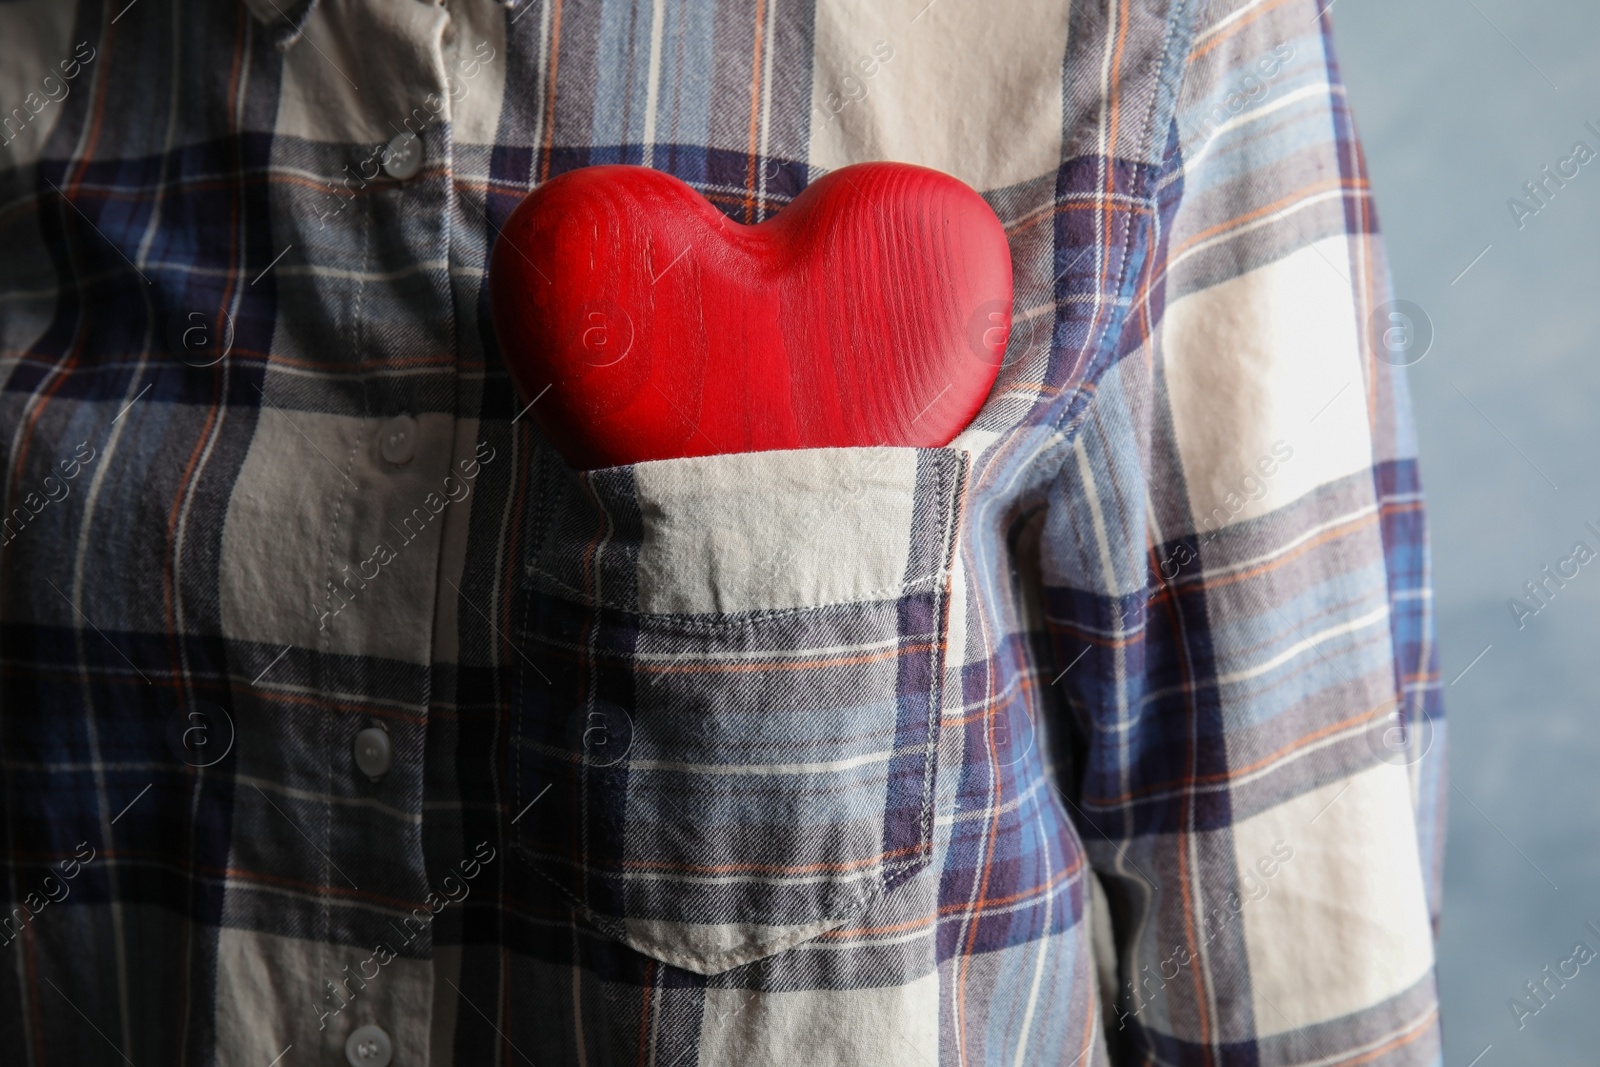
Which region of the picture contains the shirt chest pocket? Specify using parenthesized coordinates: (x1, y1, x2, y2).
(509, 447, 966, 975)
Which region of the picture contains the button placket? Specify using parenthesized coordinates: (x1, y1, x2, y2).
(232, 2, 459, 1065)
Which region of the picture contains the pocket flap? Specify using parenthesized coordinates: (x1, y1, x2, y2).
(533, 447, 959, 615)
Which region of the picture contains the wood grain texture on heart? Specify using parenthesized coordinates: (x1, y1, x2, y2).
(489, 162, 1013, 469)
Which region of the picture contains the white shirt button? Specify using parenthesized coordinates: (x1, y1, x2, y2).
(345, 1024, 393, 1067)
(382, 132, 422, 180)
(380, 414, 418, 465)
(353, 727, 393, 780)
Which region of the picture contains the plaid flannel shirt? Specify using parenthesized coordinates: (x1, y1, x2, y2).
(0, 0, 1446, 1063)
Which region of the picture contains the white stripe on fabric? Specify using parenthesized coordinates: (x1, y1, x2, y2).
(624, 750, 894, 777)
(639, 0, 666, 169)
(236, 775, 424, 824)
(1166, 186, 1353, 274)
(1078, 719, 1371, 810)
(1214, 604, 1390, 687)
(1178, 81, 1335, 176)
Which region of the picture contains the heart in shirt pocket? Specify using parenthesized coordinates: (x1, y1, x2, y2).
(508, 446, 966, 974)
(487, 162, 1013, 468)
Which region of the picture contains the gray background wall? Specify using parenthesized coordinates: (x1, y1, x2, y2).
(1336, 0, 1600, 1060)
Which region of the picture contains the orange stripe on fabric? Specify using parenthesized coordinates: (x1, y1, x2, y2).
(823, 856, 1085, 940)
(1, 67, 124, 1060)
(742, 0, 768, 224)
(1085, 705, 1376, 807)
(1189, 512, 1380, 594)
(170, 11, 252, 1051)
(1141, 501, 1215, 1060)
(955, 498, 1006, 1057)
(1167, 175, 1349, 260)
(539, 0, 564, 183)
(1095, 0, 1132, 316)
(1186, 0, 1298, 64)
(1047, 512, 1381, 645)
(1006, 193, 1155, 245)
(4, 6, 122, 510)
(1337, 1007, 1440, 1066)
(1358, 138, 1382, 441)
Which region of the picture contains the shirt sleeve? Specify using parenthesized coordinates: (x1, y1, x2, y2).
(1035, 3, 1445, 1062)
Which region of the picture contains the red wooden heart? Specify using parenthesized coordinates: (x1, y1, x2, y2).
(488, 162, 1012, 469)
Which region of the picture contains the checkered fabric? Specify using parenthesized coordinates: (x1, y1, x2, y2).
(0, 0, 1445, 1064)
